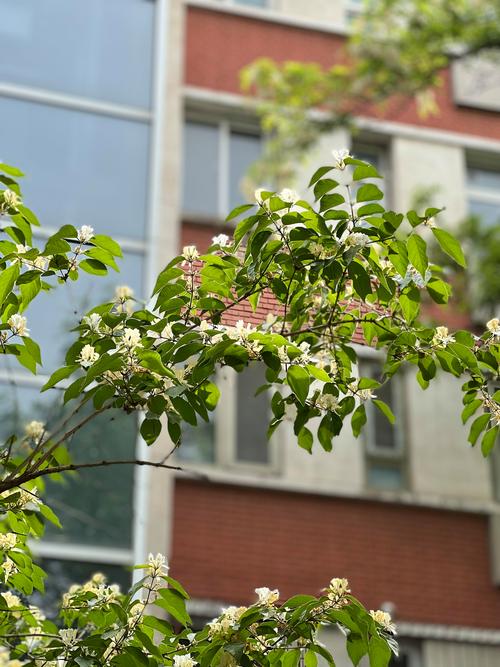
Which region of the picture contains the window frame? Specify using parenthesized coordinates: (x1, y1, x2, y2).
(183, 111, 262, 223)
(358, 353, 408, 491)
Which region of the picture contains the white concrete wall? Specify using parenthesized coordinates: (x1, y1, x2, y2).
(276, 0, 345, 26)
(391, 137, 468, 229)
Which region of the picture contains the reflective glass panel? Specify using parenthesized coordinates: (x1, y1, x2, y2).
(366, 463, 404, 491)
(469, 199, 500, 227)
(0, 385, 136, 548)
(236, 364, 270, 464)
(468, 166, 500, 191)
(0, 0, 154, 108)
(229, 131, 261, 212)
(177, 416, 215, 464)
(182, 121, 219, 218)
(0, 97, 150, 239)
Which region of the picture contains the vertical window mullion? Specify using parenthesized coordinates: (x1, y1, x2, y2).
(219, 121, 231, 219)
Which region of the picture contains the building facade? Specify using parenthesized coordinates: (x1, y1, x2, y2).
(1, 1, 500, 665)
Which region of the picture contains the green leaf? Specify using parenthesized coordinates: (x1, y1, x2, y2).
(461, 399, 482, 424)
(298, 426, 313, 453)
(318, 415, 333, 452)
(373, 399, 395, 424)
(407, 234, 428, 278)
(23, 336, 41, 365)
(468, 413, 491, 446)
(368, 635, 392, 667)
(281, 650, 300, 667)
(79, 259, 107, 276)
(0, 262, 20, 305)
(42, 365, 77, 391)
(356, 183, 383, 202)
(309, 165, 333, 187)
(287, 365, 310, 405)
(40, 503, 61, 529)
(92, 234, 123, 257)
(353, 164, 381, 180)
(482, 427, 499, 457)
(351, 404, 367, 437)
(156, 588, 191, 626)
(140, 418, 162, 446)
(432, 227, 466, 268)
(226, 203, 255, 222)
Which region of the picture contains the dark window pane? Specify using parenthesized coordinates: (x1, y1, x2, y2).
(236, 364, 270, 464)
(468, 166, 500, 191)
(469, 199, 500, 227)
(183, 121, 220, 218)
(0, 0, 154, 108)
(177, 418, 216, 464)
(367, 463, 404, 491)
(229, 131, 261, 212)
(0, 386, 136, 548)
(0, 97, 150, 238)
(373, 380, 397, 450)
(235, 0, 268, 8)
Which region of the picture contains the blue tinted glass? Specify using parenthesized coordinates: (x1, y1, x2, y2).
(229, 131, 261, 212)
(367, 463, 403, 490)
(0, 385, 136, 548)
(0, 0, 154, 108)
(183, 121, 220, 218)
(0, 252, 144, 373)
(469, 199, 500, 227)
(468, 166, 500, 191)
(236, 0, 268, 6)
(178, 417, 215, 464)
(0, 97, 150, 239)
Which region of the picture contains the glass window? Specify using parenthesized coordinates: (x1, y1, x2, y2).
(229, 131, 261, 212)
(467, 165, 500, 228)
(0, 385, 137, 548)
(367, 463, 404, 491)
(236, 364, 270, 464)
(235, 0, 268, 7)
(468, 166, 500, 191)
(0, 0, 154, 108)
(183, 121, 220, 218)
(177, 417, 216, 464)
(468, 199, 500, 228)
(0, 96, 150, 239)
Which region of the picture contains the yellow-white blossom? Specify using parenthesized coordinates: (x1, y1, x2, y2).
(277, 346, 290, 364)
(25, 420, 45, 441)
(370, 609, 396, 634)
(0, 646, 23, 667)
(8, 313, 29, 337)
(173, 655, 197, 667)
(147, 552, 169, 578)
(59, 628, 78, 646)
(0, 533, 17, 551)
(182, 245, 200, 263)
(326, 578, 350, 605)
(228, 319, 256, 341)
(212, 233, 230, 247)
(2, 189, 20, 209)
(1, 591, 21, 610)
(432, 325, 455, 347)
(77, 344, 99, 368)
(345, 232, 370, 248)
(1, 558, 17, 580)
(486, 317, 500, 337)
(279, 188, 300, 204)
(316, 394, 339, 412)
(115, 285, 134, 301)
(211, 333, 224, 344)
(83, 312, 102, 332)
(255, 586, 279, 606)
(161, 323, 175, 340)
(332, 148, 351, 171)
(298, 341, 312, 364)
(77, 225, 94, 243)
(121, 328, 142, 350)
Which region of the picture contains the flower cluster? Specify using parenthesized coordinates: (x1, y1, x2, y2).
(370, 609, 397, 634)
(326, 577, 351, 606)
(432, 325, 455, 348)
(255, 586, 280, 606)
(208, 605, 248, 638)
(25, 420, 45, 441)
(77, 344, 100, 368)
(486, 317, 500, 337)
(62, 572, 121, 610)
(7, 313, 29, 337)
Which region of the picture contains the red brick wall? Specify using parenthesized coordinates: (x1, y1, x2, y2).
(171, 479, 500, 629)
(185, 7, 500, 142)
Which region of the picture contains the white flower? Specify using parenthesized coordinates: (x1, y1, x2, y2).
(332, 148, 351, 171)
(83, 312, 102, 332)
(255, 587, 279, 606)
(370, 609, 396, 634)
(173, 655, 197, 667)
(423, 216, 436, 228)
(298, 341, 312, 364)
(16, 244, 28, 254)
(8, 313, 29, 337)
(3, 189, 20, 209)
(228, 319, 255, 341)
(77, 225, 94, 243)
(277, 345, 290, 364)
(358, 388, 376, 401)
(77, 344, 100, 368)
(25, 420, 45, 441)
(212, 233, 230, 247)
(222, 606, 247, 623)
(161, 323, 175, 341)
(182, 245, 199, 263)
(115, 285, 134, 301)
(147, 552, 169, 578)
(432, 325, 455, 347)
(1, 591, 21, 608)
(122, 328, 142, 350)
(486, 317, 500, 337)
(59, 628, 78, 646)
(326, 577, 350, 605)
(211, 333, 224, 344)
(32, 255, 48, 271)
(316, 394, 339, 412)
(279, 188, 300, 204)
(2, 557, 17, 579)
(345, 232, 370, 248)
(0, 533, 17, 551)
